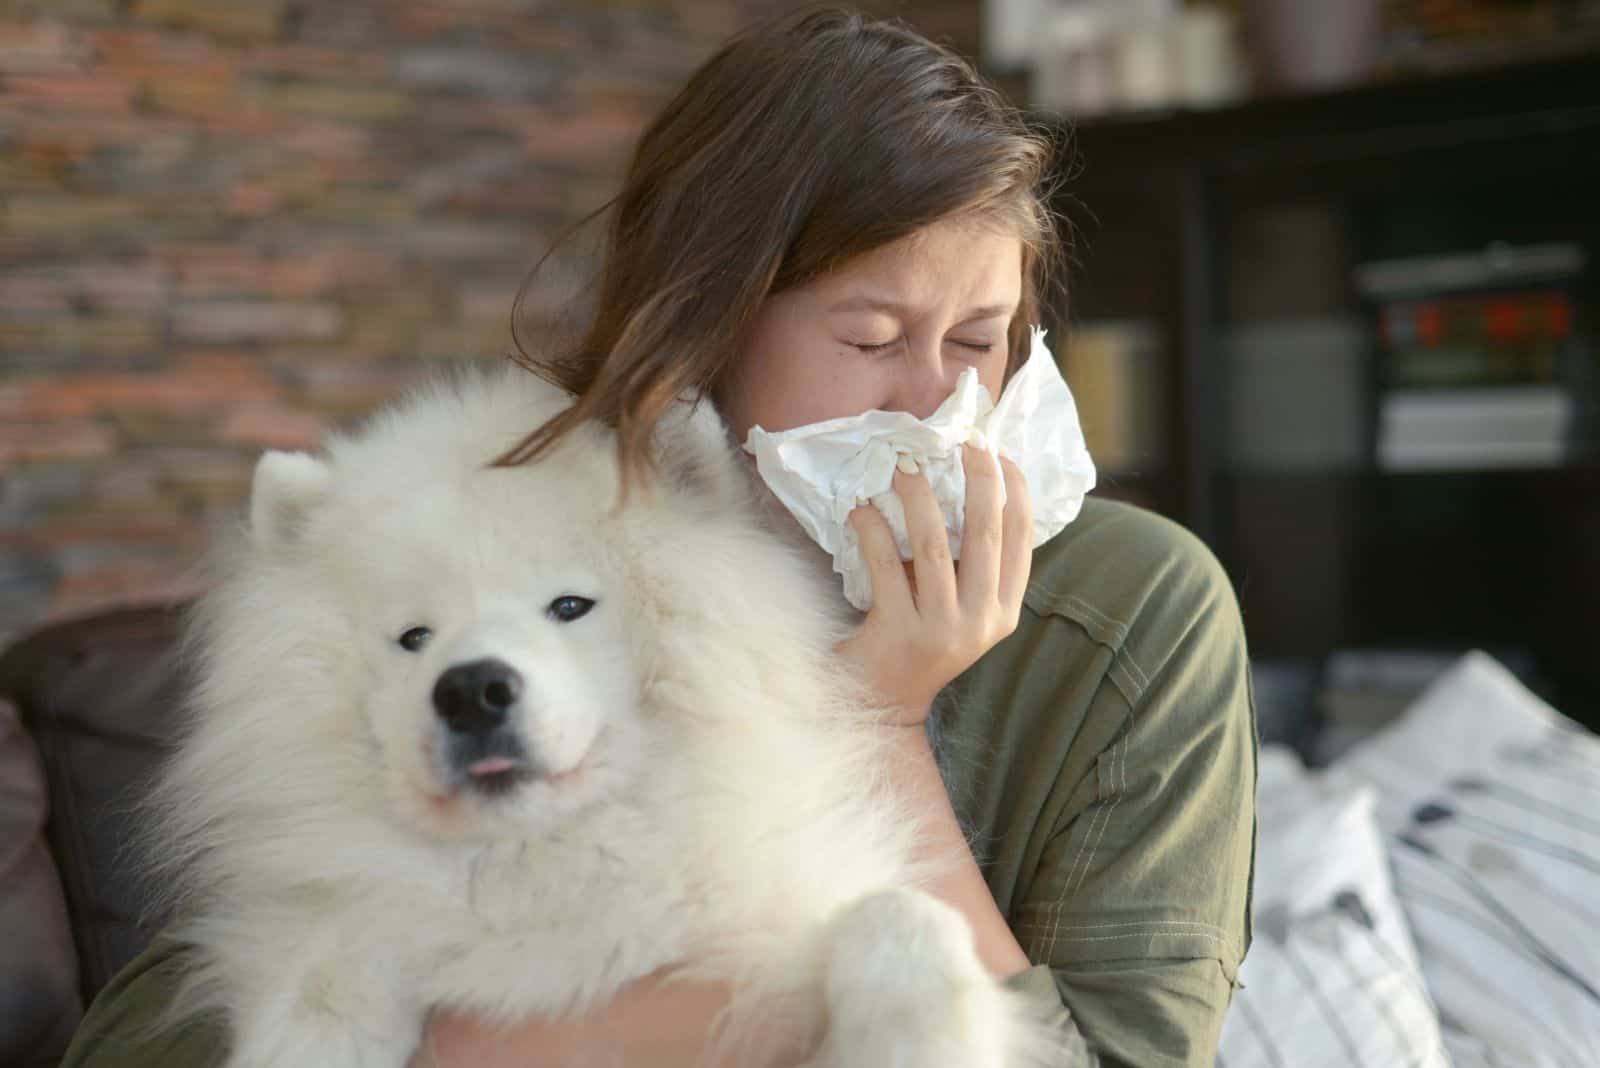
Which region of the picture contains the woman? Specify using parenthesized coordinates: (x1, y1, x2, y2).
(63, 8, 1255, 1067)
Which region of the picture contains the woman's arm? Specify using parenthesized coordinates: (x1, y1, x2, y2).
(881, 722, 1032, 978)
(839, 448, 1037, 979)
(409, 971, 808, 1068)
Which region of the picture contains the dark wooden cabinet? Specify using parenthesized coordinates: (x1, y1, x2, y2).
(1040, 53, 1600, 726)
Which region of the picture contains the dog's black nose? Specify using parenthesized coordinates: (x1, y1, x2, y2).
(433, 659, 522, 735)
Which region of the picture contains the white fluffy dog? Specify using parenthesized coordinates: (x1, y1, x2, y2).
(146, 367, 1061, 1067)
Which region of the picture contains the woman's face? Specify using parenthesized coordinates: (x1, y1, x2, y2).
(717, 216, 1022, 444)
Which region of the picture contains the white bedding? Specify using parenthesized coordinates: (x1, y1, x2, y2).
(1219, 750, 1448, 1067)
(1227, 652, 1600, 1067)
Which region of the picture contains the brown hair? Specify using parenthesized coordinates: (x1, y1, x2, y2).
(497, 5, 1068, 482)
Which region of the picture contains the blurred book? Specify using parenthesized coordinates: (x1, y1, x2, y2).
(1354, 242, 1581, 297)
(1377, 385, 1572, 470)
(1377, 289, 1571, 388)
(1377, 0, 1600, 77)
(1222, 318, 1367, 471)
(1061, 320, 1166, 475)
(1355, 242, 1588, 471)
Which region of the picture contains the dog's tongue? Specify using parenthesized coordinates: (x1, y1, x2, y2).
(467, 757, 515, 777)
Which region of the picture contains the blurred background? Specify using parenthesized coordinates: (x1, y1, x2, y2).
(2, 0, 1597, 750)
(999, 0, 1600, 752)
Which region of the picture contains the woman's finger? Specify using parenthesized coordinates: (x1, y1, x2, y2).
(892, 465, 958, 622)
(849, 502, 916, 618)
(997, 457, 1034, 615)
(957, 443, 1004, 616)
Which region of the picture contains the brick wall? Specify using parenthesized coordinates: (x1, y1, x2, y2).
(0, 0, 978, 641)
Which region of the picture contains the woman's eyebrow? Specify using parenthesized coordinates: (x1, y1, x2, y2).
(826, 296, 1016, 319)
(958, 303, 1016, 320)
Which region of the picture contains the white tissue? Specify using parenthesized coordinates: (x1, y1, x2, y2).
(744, 326, 1097, 611)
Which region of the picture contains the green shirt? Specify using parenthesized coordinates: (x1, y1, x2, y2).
(62, 496, 1256, 1068)
(951, 496, 1258, 1067)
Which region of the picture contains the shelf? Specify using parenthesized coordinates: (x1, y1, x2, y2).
(1040, 46, 1600, 720)
(1042, 51, 1600, 179)
(1217, 463, 1600, 485)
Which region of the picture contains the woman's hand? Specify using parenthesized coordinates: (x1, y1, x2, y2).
(839, 443, 1033, 725)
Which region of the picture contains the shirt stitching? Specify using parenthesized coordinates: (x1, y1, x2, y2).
(1106, 660, 1144, 707)
(1019, 920, 1241, 962)
(1024, 570, 1122, 633)
(1020, 927, 1242, 973)
(1057, 783, 1109, 917)
(1071, 733, 1125, 896)
(1044, 733, 1127, 960)
(1060, 797, 1103, 915)
(1024, 582, 1150, 706)
(1020, 919, 1235, 934)
(1059, 733, 1119, 896)
(1046, 931, 1233, 947)
(1062, 594, 1150, 692)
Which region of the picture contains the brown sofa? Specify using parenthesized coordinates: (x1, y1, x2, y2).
(0, 602, 192, 1068)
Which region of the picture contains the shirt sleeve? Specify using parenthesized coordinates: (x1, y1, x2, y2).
(953, 503, 1259, 1068)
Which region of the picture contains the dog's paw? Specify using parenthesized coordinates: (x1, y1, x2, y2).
(808, 888, 1013, 1068)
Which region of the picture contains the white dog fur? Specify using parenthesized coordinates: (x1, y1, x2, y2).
(142, 365, 1064, 1067)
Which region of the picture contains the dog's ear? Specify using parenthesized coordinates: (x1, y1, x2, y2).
(249, 450, 332, 550)
(651, 398, 750, 513)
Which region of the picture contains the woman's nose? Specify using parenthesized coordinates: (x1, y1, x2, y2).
(884, 345, 955, 420)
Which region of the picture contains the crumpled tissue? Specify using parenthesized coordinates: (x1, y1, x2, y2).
(744, 326, 1097, 611)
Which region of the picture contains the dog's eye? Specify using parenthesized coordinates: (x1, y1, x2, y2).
(547, 595, 595, 623)
(397, 626, 432, 652)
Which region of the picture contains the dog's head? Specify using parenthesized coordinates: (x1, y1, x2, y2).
(207, 366, 761, 844)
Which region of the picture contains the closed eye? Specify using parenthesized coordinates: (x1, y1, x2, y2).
(853, 339, 995, 355)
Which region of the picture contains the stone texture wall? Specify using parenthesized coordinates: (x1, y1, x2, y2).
(0, 0, 979, 640)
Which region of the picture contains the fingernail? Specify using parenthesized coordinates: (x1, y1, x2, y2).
(895, 453, 919, 475)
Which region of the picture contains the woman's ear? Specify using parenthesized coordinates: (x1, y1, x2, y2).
(249, 450, 332, 551)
